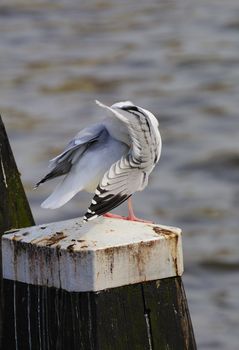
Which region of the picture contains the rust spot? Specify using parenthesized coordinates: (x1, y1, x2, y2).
(77, 239, 85, 243)
(105, 242, 156, 279)
(55, 244, 62, 256)
(162, 230, 180, 276)
(174, 257, 179, 275)
(103, 247, 115, 274)
(104, 247, 115, 255)
(67, 243, 76, 252)
(45, 231, 66, 246)
(22, 231, 30, 236)
(144, 240, 155, 248)
(133, 241, 156, 278)
(80, 245, 88, 248)
(31, 233, 66, 246)
(153, 226, 174, 237)
(110, 260, 114, 273)
(12, 234, 23, 242)
(173, 234, 179, 275)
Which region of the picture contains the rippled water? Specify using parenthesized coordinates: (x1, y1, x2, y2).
(1, 1, 239, 349)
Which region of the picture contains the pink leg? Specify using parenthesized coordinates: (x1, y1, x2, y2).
(126, 197, 152, 223)
(103, 212, 125, 219)
(103, 198, 152, 223)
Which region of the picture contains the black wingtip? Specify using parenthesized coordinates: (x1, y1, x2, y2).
(34, 178, 45, 189)
(83, 212, 98, 222)
(84, 188, 130, 221)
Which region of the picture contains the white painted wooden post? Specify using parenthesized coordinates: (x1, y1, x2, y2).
(2, 217, 183, 292)
(2, 217, 196, 349)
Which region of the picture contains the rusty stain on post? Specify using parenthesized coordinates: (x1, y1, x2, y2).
(152, 226, 177, 237)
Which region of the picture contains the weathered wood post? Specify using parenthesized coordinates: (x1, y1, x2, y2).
(2, 216, 197, 350)
(0, 116, 35, 347)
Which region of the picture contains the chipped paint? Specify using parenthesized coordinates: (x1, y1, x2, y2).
(2, 217, 183, 292)
(31, 231, 66, 246)
(67, 243, 76, 252)
(152, 226, 175, 236)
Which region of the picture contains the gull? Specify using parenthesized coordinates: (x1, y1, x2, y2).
(35, 100, 162, 222)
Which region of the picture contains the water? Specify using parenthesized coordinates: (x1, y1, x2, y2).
(1, 1, 239, 348)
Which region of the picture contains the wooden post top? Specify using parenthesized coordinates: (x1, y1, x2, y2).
(2, 217, 183, 292)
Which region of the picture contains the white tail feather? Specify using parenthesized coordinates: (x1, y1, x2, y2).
(41, 177, 82, 209)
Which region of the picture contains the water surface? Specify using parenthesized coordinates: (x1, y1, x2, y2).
(1, 1, 239, 349)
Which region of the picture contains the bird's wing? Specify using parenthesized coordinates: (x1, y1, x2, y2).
(83, 154, 146, 222)
(35, 123, 106, 187)
(83, 100, 161, 222)
(84, 101, 161, 221)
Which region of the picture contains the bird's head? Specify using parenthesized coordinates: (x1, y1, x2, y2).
(111, 101, 159, 129)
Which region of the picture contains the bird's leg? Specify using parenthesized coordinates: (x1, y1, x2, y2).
(103, 198, 152, 223)
(126, 197, 152, 223)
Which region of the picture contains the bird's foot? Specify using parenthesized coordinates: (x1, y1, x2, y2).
(103, 213, 126, 220)
(125, 214, 153, 223)
(103, 212, 152, 223)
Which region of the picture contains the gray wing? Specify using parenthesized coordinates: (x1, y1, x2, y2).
(83, 155, 146, 222)
(35, 123, 106, 188)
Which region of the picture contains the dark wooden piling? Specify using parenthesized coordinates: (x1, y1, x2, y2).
(2, 277, 196, 350)
(0, 116, 35, 347)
